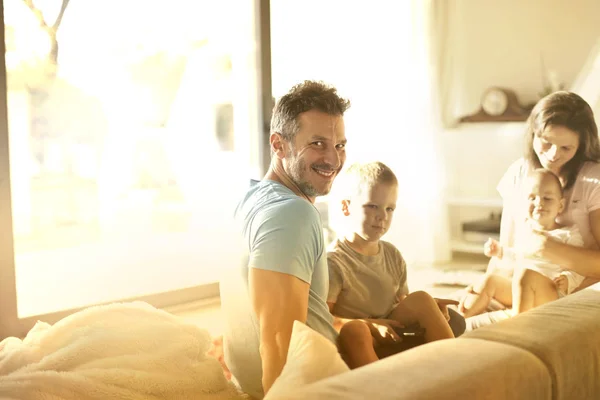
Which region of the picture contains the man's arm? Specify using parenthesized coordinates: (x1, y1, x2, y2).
(249, 268, 309, 395)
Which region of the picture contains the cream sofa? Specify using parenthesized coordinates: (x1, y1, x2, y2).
(278, 283, 600, 400)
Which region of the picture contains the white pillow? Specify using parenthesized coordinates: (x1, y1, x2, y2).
(264, 321, 350, 400)
(265, 321, 349, 399)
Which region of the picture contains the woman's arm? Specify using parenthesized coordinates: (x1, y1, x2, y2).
(535, 209, 600, 278)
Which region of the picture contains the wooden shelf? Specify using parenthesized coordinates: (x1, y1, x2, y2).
(446, 197, 503, 208)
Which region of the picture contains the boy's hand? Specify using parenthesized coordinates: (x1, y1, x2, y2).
(484, 238, 502, 258)
(434, 298, 459, 321)
(363, 319, 403, 346)
(554, 275, 568, 294)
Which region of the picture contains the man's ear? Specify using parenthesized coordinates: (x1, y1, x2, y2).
(270, 133, 287, 159)
(341, 199, 351, 216)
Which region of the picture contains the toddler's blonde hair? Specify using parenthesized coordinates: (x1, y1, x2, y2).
(341, 161, 398, 198)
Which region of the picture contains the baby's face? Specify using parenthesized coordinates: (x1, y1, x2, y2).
(348, 182, 398, 242)
(525, 174, 564, 229)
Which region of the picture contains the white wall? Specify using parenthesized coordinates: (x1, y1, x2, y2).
(442, 123, 525, 200)
(451, 0, 600, 118)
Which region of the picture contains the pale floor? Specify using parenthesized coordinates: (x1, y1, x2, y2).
(175, 254, 488, 338)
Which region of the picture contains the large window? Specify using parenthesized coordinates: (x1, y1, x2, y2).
(0, 0, 270, 338)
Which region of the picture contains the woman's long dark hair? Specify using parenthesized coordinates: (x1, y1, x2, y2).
(525, 91, 600, 190)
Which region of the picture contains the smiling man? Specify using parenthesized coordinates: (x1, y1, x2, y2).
(221, 81, 350, 399)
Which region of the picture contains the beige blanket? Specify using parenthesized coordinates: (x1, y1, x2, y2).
(0, 302, 246, 400)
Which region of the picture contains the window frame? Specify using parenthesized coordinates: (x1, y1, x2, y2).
(0, 0, 272, 340)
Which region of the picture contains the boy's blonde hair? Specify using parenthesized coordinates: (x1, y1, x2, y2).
(341, 161, 398, 198)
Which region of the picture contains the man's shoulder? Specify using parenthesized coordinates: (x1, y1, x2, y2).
(260, 196, 321, 229)
(239, 180, 319, 222)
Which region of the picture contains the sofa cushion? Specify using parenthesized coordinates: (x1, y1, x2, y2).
(464, 289, 600, 400)
(277, 338, 551, 400)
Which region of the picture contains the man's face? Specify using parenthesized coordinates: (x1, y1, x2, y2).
(283, 110, 346, 200)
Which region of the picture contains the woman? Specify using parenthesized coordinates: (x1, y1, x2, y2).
(467, 91, 600, 328)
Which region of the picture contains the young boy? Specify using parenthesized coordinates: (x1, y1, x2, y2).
(459, 169, 585, 318)
(327, 161, 456, 369)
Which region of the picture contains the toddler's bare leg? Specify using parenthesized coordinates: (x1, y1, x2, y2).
(387, 291, 453, 342)
(461, 274, 512, 318)
(513, 269, 559, 314)
(338, 320, 378, 369)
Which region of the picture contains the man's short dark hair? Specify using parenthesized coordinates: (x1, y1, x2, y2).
(270, 80, 351, 142)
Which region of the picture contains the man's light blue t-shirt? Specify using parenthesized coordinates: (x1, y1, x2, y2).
(220, 179, 337, 399)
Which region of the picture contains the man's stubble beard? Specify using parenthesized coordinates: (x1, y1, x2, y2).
(287, 154, 322, 198)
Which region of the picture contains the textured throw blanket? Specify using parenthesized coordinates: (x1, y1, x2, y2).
(0, 302, 247, 400)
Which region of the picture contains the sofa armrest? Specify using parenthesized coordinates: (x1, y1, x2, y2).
(464, 289, 600, 400)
